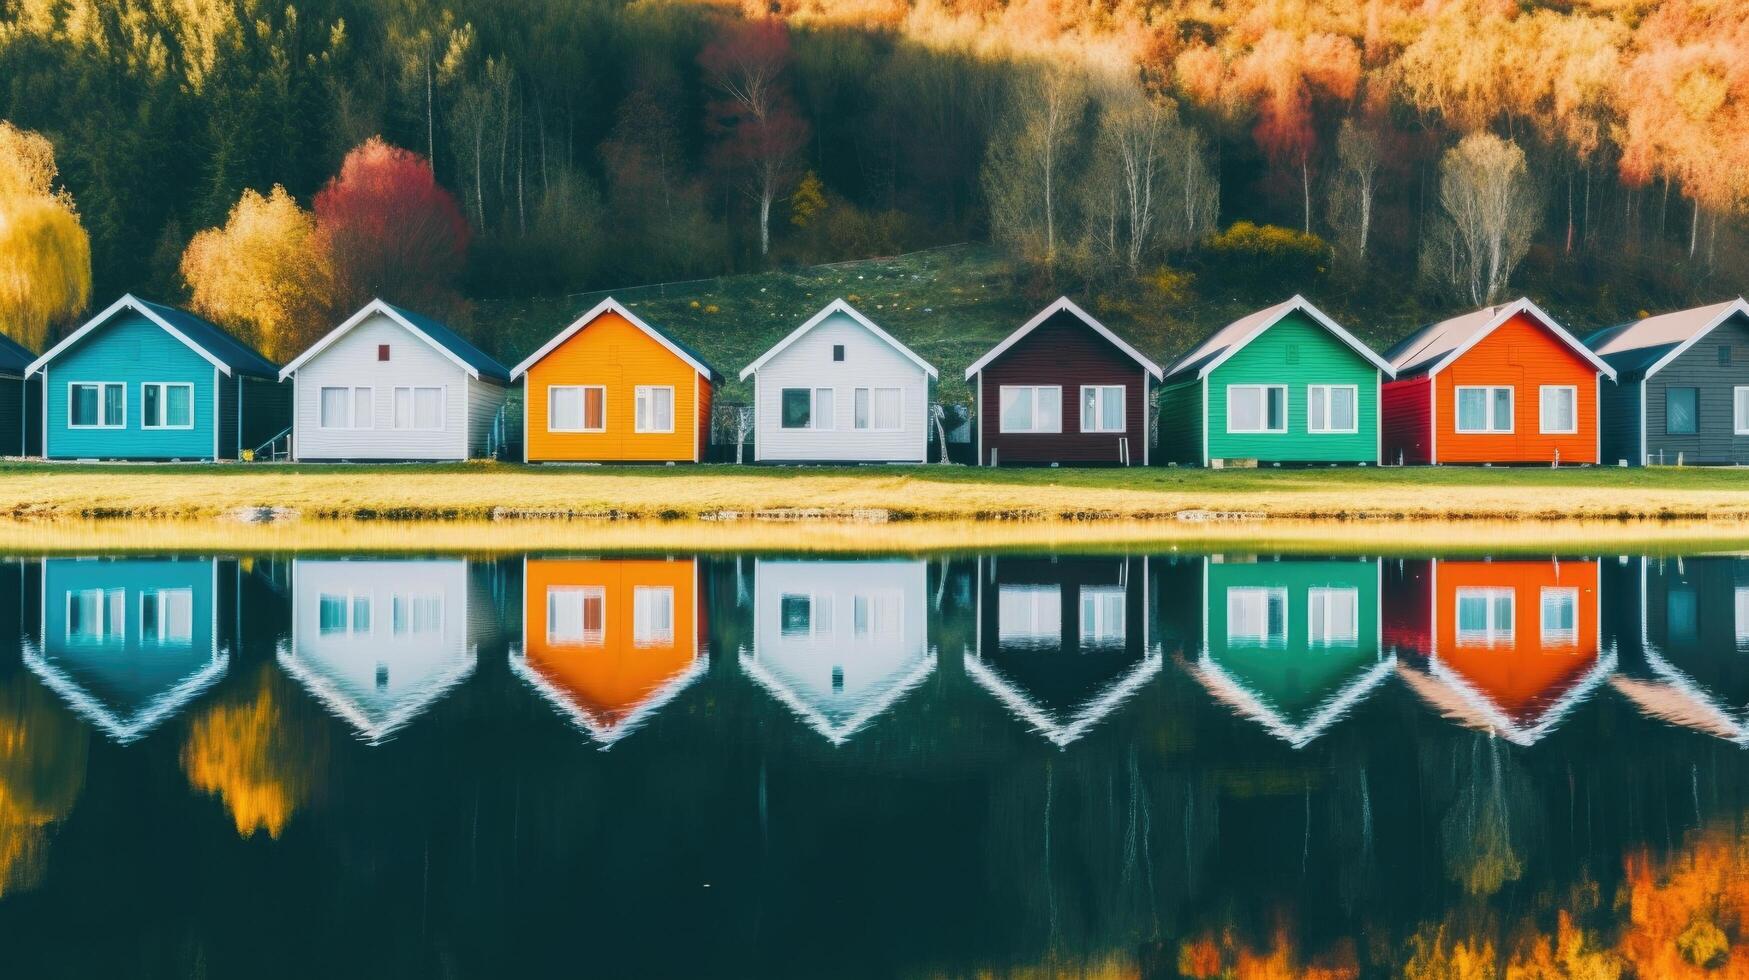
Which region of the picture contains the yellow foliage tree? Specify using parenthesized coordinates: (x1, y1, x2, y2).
(181, 665, 321, 840)
(180, 184, 335, 361)
(0, 121, 92, 352)
(0, 673, 89, 899)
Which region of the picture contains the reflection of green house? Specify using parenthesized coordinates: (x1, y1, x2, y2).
(1192, 557, 1390, 748)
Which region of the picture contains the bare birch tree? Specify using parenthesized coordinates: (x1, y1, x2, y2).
(1079, 79, 1218, 275)
(1327, 119, 1381, 262)
(1420, 133, 1541, 305)
(982, 64, 1089, 271)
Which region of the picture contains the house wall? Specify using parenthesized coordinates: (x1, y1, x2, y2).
(1433, 312, 1600, 463)
(44, 313, 217, 460)
(218, 374, 238, 459)
(466, 378, 509, 459)
(1639, 557, 1749, 703)
(1155, 379, 1203, 465)
(240, 376, 293, 456)
(752, 311, 929, 462)
(524, 312, 705, 462)
(1204, 311, 1379, 463)
(1598, 376, 1642, 465)
(291, 312, 470, 461)
(976, 312, 1149, 466)
(1431, 559, 1601, 720)
(0, 375, 23, 456)
(1381, 376, 1434, 465)
(1641, 315, 1749, 465)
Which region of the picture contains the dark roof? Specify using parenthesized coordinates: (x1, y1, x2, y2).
(1597, 339, 1680, 381)
(384, 302, 512, 384)
(136, 298, 280, 378)
(643, 320, 723, 384)
(0, 332, 34, 375)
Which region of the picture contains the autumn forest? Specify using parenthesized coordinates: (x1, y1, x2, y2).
(2, 0, 1748, 360)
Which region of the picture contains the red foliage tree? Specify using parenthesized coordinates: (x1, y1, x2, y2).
(314, 137, 471, 315)
(699, 18, 811, 257)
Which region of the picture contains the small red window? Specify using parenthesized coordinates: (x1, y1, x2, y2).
(378, 344, 390, 361)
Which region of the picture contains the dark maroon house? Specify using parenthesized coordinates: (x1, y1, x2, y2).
(964, 297, 1163, 466)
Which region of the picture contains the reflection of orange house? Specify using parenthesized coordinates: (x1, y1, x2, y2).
(512, 558, 704, 746)
(1395, 559, 1612, 745)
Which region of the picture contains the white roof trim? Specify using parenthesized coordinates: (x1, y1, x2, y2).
(22, 640, 229, 745)
(512, 297, 715, 381)
(1425, 648, 1615, 747)
(277, 638, 477, 745)
(965, 649, 1162, 748)
(279, 299, 479, 381)
(964, 296, 1164, 381)
(740, 646, 938, 746)
(510, 646, 707, 749)
(27, 294, 234, 378)
(1427, 298, 1617, 381)
(1637, 298, 1749, 380)
(1192, 650, 1396, 749)
(739, 298, 938, 381)
(1196, 295, 1395, 379)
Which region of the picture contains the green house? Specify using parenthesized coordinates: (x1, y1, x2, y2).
(1191, 557, 1391, 748)
(1158, 296, 1393, 466)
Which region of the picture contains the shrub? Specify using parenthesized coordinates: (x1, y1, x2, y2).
(1203, 221, 1328, 289)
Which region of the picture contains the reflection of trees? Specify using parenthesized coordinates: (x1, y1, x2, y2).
(1435, 736, 1535, 899)
(181, 664, 325, 839)
(1619, 824, 1749, 976)
(0, 673, 88, 897)
(1177, 926, 1360, 978)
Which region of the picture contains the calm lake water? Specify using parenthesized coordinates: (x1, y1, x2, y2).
(0, 548, 1746, 977)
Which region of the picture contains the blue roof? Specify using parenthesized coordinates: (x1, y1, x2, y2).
(0, 331, 34, 375)
(383, 303, 512, 384)
(134, 299, 279, 378)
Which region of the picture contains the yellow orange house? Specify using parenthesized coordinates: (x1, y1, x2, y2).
(511, 298, 722, 462)
(512, 557, 705, 746)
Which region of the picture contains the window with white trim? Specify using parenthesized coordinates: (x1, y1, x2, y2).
(1455, 587, 1515, 646)
(317, 593, 372, 636)
(852, 592, 902, 639)
(68, 382, 124, 428)
(854, 387, 903, 431)
(1307, 587, 1360, 647)
(1539, 385, 1577, 434)
(547, 586, 604, 646)
(548, 386, 604, 432)
(779, 593, 833, 637)
(635, 385, 674, 433)
(67, 588, 124, 644)
(141, 382, 195, 429)
(140, 588, 194, 646)
(999, 386, 1062, 433)
(393, 387, 445, 430)
(1078, 586, 1127, 646)
(633, 586, 675, 646)
(319, 386, 373, 429)
(998, 585, 1062, 646)
(1227, 385, 1286, 433)
(1080, 385, 1126, 433)
(391, 594, 443, 635)
(1455, 386, 1513, 433)
(1307, 385, 1358, 434)
(1540, 587, 1578, 646)
(1226, 587, 1288, 647)
(1735, 387, 1749, 435)
(781, 388, 834, 430)
(1736, 586, 1749, 647)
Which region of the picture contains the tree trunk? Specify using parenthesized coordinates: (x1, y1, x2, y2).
(1691, 199, 1701, 258)
(425, 59, 435, 164)
(759, 187, 772, 256)
(1301, 157, 1311, 233)
(1564, 171, 1574, 254)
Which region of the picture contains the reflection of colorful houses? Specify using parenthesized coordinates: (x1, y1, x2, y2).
(279, 559, 475, 743)
(1191, 557, 1391, 748)
(1390, 559, 1611, 745)
(511, 557, 705, 747)
(1609, 557, 1749, 743)
(970, 555, 1157, 747)
(742, 559, 933, 745)
(26, 557, 229, 743)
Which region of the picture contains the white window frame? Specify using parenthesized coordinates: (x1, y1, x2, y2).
(1078, 586, 1127, 645)
(1307, 587, 1360, 647)
(997, 385, 1063, 434)
(853, 387, 905, 432)
(1735, 586, 1749, 647)
(1455, 586, 1515, 646)
(1454, 385, 1514, 434)
(139, 587, 195, 646)
(547, 385, 605, 433)
(851, 591, 903, 640)
(633, 586, 676, 646)
(1538, 385, 1578, 435)
(1735, 387, 1749, 436)
(1539, 587, 1579, 647)
(1226, 385, 1287, 434)
(634, 385, 676, 434)
(1306, 385, 1359, 435)
(67, 382, 125, 429)
(318, 386, 374, 430)
(1226, 586, 1288, 647)
(1079, 385, 1127, 434)
(546, 585, 605, 646)
(779, 592, 834, 638)
(779, 387, 835, 431)
(392, 386, 447, 431)
(997, 585, 1062, 644)
(140, 382, 196, 430)
(66, 588, 125, 644)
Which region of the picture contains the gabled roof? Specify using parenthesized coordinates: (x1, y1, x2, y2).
(1384, 297, 1616, 380)
(1191, 651, 1395, 749)
(512, 297, 723, 383)
(966, 650, 1162, 749)
(740, 298, 937, 381)
(1410, 648, 1616, 747)
(510, 648, 707, 749)
(0, 331, 35, 376)
(1163, 295, 1393, 383)
(741, 647, 938, 746)
(279, 299, 511, 384)
(964, 297, 1163, 381)
(27, 294, 279, 379)
(1584, 298, 1749, 382)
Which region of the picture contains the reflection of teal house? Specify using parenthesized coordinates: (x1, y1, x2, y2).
(26, 557, 229, 743)
(26, 295, 288, 460)
(1192, 557, 1390, 748)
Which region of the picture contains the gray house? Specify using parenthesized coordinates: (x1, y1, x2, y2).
(1588, 298, 1749, 465)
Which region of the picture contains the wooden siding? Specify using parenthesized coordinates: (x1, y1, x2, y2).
(524, 311, 705, 462)
(291, 312, 470, 461)
(0, 376, 23, 456)
(751, 310, 929, 462)
(1598, 376, 1641, 465)
(466, 378, 509, 459)
(1433, 311, 1600, 463)
(1155, 379, 1203, 465)
(1381, 377, 1434, 465)
(1641, 314, 1749, 464)
(1204, 310, 1379, 463)
(976, 311, 1149, 465)
(44, 313, 217, 460)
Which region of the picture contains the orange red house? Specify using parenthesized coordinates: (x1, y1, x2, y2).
(512, 557, 705, 745)
(1381, 298, 1616, 464)
(511, 298, 722, 463)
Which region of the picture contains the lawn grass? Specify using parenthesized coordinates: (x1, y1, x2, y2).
(4, 461, 1749, 523)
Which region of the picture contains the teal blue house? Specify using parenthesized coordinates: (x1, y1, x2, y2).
(26, 295, 288, 460)
(1158, 296, 1393, 466)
